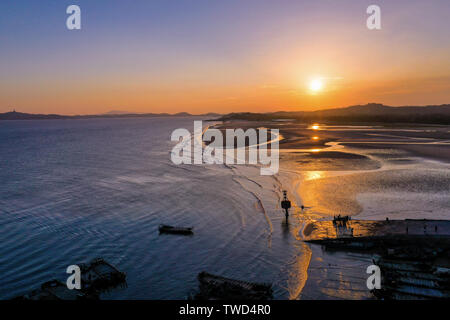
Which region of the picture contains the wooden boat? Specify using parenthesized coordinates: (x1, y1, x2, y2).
(159, 224, 193, 235)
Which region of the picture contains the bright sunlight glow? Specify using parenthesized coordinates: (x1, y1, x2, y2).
(309, 79, 323, 92)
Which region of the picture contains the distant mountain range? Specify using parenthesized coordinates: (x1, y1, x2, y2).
(103, 110, 135, 115)
(219, 103, 450, 124)
(0, 111, 221, 120)
(2, 104, 450, 124)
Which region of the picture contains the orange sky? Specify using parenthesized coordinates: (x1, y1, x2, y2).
(1, 1, 449, 115)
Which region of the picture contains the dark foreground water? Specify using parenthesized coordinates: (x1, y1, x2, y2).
(0, 118, 308, 299)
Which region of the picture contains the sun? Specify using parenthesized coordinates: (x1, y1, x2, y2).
(309, 79, 323, 93)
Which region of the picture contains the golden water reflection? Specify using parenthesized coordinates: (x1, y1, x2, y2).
(304, 171, 325, 181)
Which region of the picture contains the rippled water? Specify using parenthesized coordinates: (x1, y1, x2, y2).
(0, 118, 308, 299)
(1, 119, 448, 300)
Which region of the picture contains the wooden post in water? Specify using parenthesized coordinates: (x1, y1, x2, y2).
(281, 191, 291, 219)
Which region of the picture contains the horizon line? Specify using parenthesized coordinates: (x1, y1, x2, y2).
(2, 102, 450, 117)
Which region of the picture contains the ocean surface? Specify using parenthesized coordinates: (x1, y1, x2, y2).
(0, 117, 308, 299)
(1, 118, 449, 300)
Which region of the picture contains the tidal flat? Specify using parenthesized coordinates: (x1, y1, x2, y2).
(215, 120, 450, 299)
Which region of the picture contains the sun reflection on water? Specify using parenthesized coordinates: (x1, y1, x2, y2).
(304, 171, 325, 181)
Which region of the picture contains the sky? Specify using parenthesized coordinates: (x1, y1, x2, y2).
(0, 0, 449, 115)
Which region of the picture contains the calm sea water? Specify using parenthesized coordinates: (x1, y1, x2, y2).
(2, 118, 448, 300)
(0, 117, 307, 299)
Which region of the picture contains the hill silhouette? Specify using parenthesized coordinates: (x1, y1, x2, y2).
(219, 103, 450, 124)
(0, 110, 220, 120)
(1, 104, 449, 124)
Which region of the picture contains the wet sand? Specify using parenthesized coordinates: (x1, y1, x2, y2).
(216, 121, 450, 220)
(214, 120, 450, 299)
(218, 121, 450, 162)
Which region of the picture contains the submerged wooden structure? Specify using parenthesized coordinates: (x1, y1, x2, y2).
(372, 241, 450, 300)
(14, 258, 126, 300)
(79, 258, 127, 293)
(373, 257, 450, 299)
(195, 272, 273, 300)
(306, 233, 450, 300)
(15, 280, 93, 301)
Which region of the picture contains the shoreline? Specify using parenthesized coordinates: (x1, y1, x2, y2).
(213, 120, 449, 299)
(214, 120, 449, 220)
